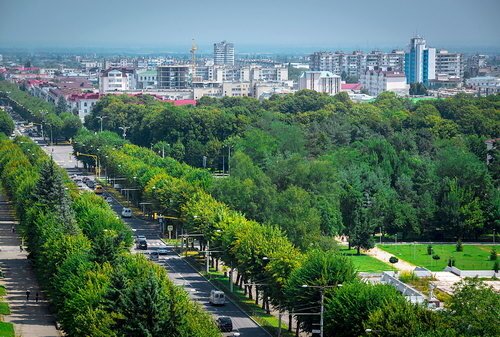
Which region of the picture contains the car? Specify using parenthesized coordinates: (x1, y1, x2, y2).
(121, 207, 132, 218)
(136, 239, 147, 250)
(135, 235, 146, 243)
(94, 184, 104, 195)
(105, 196, 113, 203)
(216, 316, 233, 332)
(209, 290, 226, 306)
(157, 248, 169, 255)
(148, 251, 159, 260)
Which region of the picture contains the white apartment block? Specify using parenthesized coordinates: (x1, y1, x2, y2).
(309, 50, 405, 78)
(298, 71, 341, 94)
(99, 68, 136, 93)
(214, 41, 235, 66)
(360, 68, 409, 97)
(436, 50, 463, 79)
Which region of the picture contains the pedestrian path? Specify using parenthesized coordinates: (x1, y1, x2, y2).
(366, 246, 416, 272)
(0, 191, 61, 337)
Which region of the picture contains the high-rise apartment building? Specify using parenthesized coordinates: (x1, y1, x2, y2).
(214, 41, 235, 66)
(404, 36, 436, 85)
(435, 50, 463, 79)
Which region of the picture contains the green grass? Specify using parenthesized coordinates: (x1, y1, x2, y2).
(0, 322, 14, 337)
(341, 248, 396, 272)
(0, 285, 6, 297)
(378, 244, 500, 271)
(0, 302, 10, 315)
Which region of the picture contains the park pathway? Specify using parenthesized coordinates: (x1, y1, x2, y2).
(366, 246, 416, 272)
(0, 191, 61, 337)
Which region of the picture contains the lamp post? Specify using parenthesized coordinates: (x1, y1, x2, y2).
(301, 284, 342, 337)
(97, 115, 108, 132)
(118, 126, 130, 139)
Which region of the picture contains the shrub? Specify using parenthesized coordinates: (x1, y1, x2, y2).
(490, 249, 497, 261)
(427, 244, 433, 255)
(494, 261, 499, 273)
(447, 257, 456, 267)
(456, 239, 463, 252)
(432, 254, 440, 260)
(389, 256, 399, 264)
(399, 272, 418, 283)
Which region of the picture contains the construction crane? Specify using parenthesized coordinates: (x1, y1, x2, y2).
(190, 39, 198, 83)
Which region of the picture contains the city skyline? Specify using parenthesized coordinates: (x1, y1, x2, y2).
(1, 0, 499, 52)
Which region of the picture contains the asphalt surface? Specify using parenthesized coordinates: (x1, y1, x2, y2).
(32, 137, 269, 337)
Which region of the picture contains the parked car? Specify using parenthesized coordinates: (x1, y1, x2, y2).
(136, 239, 148, 250)
(121, 207, 132, 218)
(209, 290, 226, 306)
(216, 316, 233, 332)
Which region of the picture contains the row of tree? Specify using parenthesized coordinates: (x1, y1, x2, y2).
(73, 131, 499, 336)
(0, 136, 220, 337)
(84, 92, 499, 245)
(0, 80, 82, 142)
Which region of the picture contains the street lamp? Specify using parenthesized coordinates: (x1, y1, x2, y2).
(96, 115, 108, 132)
(118, 126, 129, 139)
(301, 284, 342, 337)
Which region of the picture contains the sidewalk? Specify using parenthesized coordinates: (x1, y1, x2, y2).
(366, 246, 416, 272)
(0, 191, 61, 337)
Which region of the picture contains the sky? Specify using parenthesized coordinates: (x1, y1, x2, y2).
(1, 0, 499, 53)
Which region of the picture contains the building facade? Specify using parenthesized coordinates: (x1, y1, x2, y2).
(405, 36, 436, 85)
(99, 68, 135, 93)
(435, 50, 463, 79)
(214, 41, 235, 66)
(135, 69, 157, 89)
(298, 71, 341, 94)
(360, 68, 409, 96)
(157, 65, 191, 89)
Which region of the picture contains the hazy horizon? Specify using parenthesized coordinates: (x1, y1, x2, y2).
(1, 0, 499, 54)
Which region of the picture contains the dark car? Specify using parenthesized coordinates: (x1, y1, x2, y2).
(216, 316, 232, 332)
(136, 239, 148, 250)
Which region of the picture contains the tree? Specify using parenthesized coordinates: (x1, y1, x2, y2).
(0, 109, 14, 135)
(410, 83, 428, 96)
(32, 159, 76, 229)
(447, 278, 500, 337)
(60, 112, 82, 140)
(365, 300, 447, 337)
(56, 97, 68, 114)
(284, 249, 356, 334)
(324, 282, 405, 337)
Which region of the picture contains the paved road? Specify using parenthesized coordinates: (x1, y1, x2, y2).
(41, 143, 269, 337)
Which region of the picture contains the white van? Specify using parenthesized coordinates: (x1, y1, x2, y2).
(209, 290, 225, 306)
(121, 207, 132, 218)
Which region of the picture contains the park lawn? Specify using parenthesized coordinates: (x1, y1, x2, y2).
(0, 285, 6, 296)
(378, 244, 499, 271)
(341, 248, 395, 272)
(0, 322, 14, 337)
